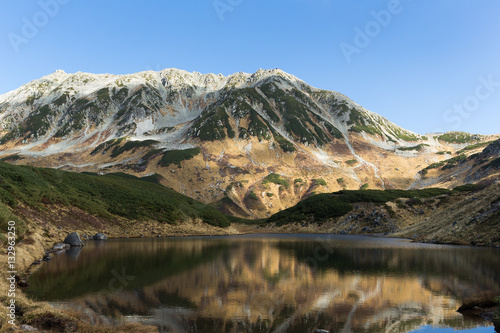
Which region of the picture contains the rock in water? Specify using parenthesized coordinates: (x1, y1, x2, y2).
(63, 232, 84, 247)
(93, 233, 108, 240)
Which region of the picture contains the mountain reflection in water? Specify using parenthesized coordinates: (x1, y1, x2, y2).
(27, 234, 500, 333)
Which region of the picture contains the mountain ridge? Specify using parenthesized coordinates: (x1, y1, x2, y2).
(0, 68, 497, 218)
(0, 67, 420, 152)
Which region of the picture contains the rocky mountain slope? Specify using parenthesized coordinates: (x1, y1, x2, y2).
(413, 138, 500, 189)
(0, 69, 497, 218)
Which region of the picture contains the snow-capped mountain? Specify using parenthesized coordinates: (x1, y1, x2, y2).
(0, 68, 420, 154)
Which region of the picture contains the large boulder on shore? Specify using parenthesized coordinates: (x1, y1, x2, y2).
(63, 232, 84, 247)
(93, 233, 108, 240)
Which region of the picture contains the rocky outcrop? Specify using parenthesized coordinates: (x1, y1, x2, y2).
(482, 139, 500, 157)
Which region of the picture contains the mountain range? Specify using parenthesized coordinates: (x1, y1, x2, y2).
(0, 68, 498, 219)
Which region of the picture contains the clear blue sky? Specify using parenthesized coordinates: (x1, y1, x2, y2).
(1, 0, 499, 135)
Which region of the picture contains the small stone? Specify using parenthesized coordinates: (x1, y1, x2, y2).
(19, 325, 38, 331)
(52, 243, 70, 251)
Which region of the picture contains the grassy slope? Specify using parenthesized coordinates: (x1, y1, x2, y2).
(0, 162, 230, 244)
(267, 188, 451, 226)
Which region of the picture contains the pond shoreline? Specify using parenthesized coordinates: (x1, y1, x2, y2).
(2, 224, 500, 332)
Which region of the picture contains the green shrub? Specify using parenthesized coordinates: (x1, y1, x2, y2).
(457, 140, 495, 153)
(226, 181, 246, 192)
(441, 154, 467, 170)
(398, 144, 429, 151)
(193, 106, 235, 141)
(262, 173, 290, 188)
(271, 130, 296, 152)
(159, 148, 201, 167)
(324, 122, 343, 139)
(347, 108, 384, 137)
(91, 137, 125, 155)
(313, 178, 327, 186)
(110, 139, 159, 158)
(425, 161, 445, 170)
(423, 154, 467, 172)
(453, 184, 485, 192)
(438, 132, 478, 144)
(345, 159, 358, 166)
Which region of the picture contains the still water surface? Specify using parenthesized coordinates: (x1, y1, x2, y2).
(27, 234, 500, 333)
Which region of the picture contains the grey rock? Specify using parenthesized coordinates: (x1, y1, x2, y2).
(19, 325, 38, 331)
(63, 232, 84, 247)
(93, 233, 108, 240)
